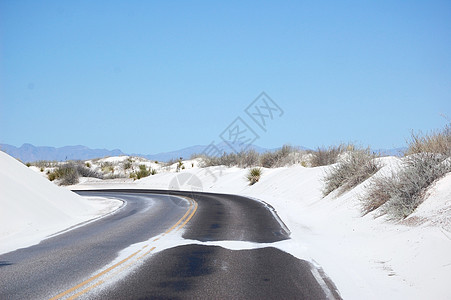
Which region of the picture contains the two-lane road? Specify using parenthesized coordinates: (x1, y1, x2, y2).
(0, 190, 340, 299)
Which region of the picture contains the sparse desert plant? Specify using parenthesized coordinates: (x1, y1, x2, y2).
(362, 123, 451, 219)
(48, 172, 57, 181)
(239, 149, 259, 168)
(260, 145, 294, 168)
(130, 164, 153, 180)
(322, 148, 380, 197)
(101, 162, 115, 174)
(31, 160, 58, 168)
(47, 161, 103, 185)
(121, 158, 133, 171)
(247, 167, 262, 185)
(26, 162, 31, 167)
(51, 162, 79, 185)
(176, 158, 184, 172)
(40, 167, 44, 172)
(405, 123, 451, 156)
(76, 163, 103, 179)
(363, 153, 450, 219)
(311, 144, 350, 167)
(85, 162, 91, 168)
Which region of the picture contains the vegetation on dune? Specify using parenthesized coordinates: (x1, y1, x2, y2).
(246, 167, 263, 185)
(361, 123, 451, 219)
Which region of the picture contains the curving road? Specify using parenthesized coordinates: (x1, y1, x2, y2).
(0, 189, 341, 299)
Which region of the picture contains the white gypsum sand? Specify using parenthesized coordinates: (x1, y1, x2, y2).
(0, 151, 122, 254)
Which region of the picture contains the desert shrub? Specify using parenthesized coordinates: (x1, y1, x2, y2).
(101, 162, 115, 174)
(40, 167, 44, 172)
(47, 161, 102, 185)
(75, 163, 103, 179)
(176, 158, 184, 172)
(121, 158, 133, 171)
(362, 123, 451, 218)
(311, 144, 351, 167)
(363, 153, 450, 219)
(31, 160, 58, 168)
(85, 162, 91, 168)
(51, 162, 79, 185)
(405, 123, 451, 156)
(25, 162, 31, 167)
(48, 172, 57, 181)
(323, 148, 380, 197)
(130, 164, 155, 179)
(260, 145, 294, 168)
(247, 167, 262, 185)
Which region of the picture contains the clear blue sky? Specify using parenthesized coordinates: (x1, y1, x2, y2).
(1, 1, 450, 154)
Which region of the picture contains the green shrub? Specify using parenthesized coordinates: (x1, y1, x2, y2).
(26, 162, 31, 167)
(85, 162, 91, 168)
(176, 158, 184, 172)
(130, 164, 154, 179)
(247, 167, 262, 185)
(48, 172, 57, 181)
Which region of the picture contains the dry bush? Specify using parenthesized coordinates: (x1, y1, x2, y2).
(47, 161, 103, 185)
(311, 144, 352, 167)
(361, 175, 396, 215)
(362, 123, 451, 219)
(405, 123, 451, 156)
(322, 148, 380, 197)
(383, 153, 450, 219)
(260, 145, 294, 168)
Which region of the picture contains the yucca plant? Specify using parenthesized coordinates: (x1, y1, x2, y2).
(247, 167, 262, 185)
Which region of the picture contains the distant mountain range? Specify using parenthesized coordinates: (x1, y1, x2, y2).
(0, 142, 278, 163)
(0, 143, 125, 162)
(0, 143, 405, 163)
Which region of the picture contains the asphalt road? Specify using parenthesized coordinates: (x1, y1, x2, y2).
(0, 189, 341, 299)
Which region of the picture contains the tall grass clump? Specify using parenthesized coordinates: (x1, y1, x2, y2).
(323, 147, 380, 197)
(247, 167, 262, 185)
(260, 145, 295, 168)
(202, 149, 260, 168)
(31, 160, 58, 168)
(405, 123, 451, 156)
(362, 123, 451, 219)
(311, 144, 350, 167)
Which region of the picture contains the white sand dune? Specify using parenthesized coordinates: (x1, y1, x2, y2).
(0, 151, 121, 254)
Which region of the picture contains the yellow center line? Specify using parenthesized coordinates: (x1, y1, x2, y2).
(163, 198, 194, 234)
(177, 200, 198, 231)
(49, 196, 198, 300)
(67, 280, 104, 300)
(49, 250, 141, 300)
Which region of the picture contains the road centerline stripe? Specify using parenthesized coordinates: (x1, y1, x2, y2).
(49, 195, 197, 300)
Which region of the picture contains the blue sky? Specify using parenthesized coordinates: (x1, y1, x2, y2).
(1, 1, 450, 154)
